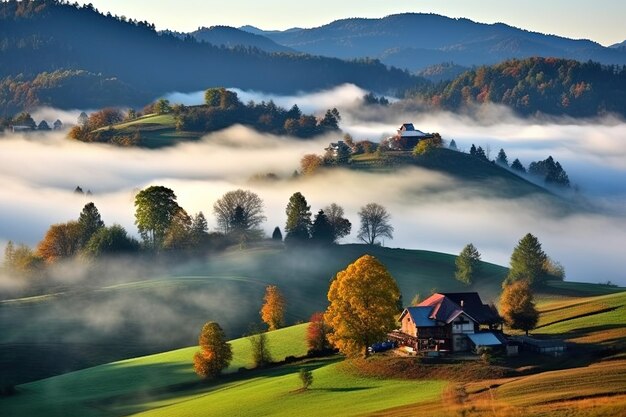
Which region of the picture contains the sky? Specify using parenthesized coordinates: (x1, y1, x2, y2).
(76, 0, 626, 46)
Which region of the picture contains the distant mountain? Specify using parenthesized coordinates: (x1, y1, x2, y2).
(417, 62, 470, 82)
(253, 13, 626, 72)
(406, 57, 626, 118)
(610, 40, 626, 50)
(191, 26, 297, 54)
(0, 1, 421, 115)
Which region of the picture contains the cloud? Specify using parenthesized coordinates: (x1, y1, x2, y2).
(1, 89, 626, 288)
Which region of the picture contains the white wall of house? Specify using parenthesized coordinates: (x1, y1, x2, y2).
(451, 313, 475, 334)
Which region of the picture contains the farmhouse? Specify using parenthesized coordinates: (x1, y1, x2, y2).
(389, 123, 433, 150)
(396, 292, 503, 353)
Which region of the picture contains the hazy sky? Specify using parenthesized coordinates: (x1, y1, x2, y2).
(76, 0, 625, 46)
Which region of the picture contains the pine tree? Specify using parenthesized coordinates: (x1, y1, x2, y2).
(469, 144, 477, 156)
(271, 226, 282, 241)
(284, 192, 311, 245)
(78, 202, 105, 247)
(455, 243, 481, 285)
(311, 210, 334, 245)
(496, 148, 509, 166)
(449, 139, 458, 150)
(506, 233, 548, 287)
(511, 158, 526, 173)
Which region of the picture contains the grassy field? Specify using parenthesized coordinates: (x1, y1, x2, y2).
(2, 324, 445, 417)
(95, 113, 203, 148)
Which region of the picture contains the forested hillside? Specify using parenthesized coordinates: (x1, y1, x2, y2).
(407, 57, 626, 117)
(0, 0, 420, 114)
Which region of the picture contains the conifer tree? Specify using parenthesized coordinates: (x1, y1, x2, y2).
(455, 243, 481, 285)
(284, 192, 311, 245)
(506, 233, 548, 287)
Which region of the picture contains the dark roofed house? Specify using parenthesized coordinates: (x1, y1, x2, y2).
(389, 123, 433, 150)
(397, 292, 503, 353)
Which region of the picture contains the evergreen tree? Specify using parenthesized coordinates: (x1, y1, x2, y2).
(284, 192, 311, 245)
(511, 158, 526, 173)
(496, 148, 509, 166)
(271, 226, 282, 241)
(506, 233, 548, 287)
(190, 212, 209, 245)
(311, 210, 334, 245)
(475, 146, 487, 160)
(455, 243, 481, 285)
(77, 202, 105, 247)
(469, 144, 477, 156)
(449, 139, 458, 150)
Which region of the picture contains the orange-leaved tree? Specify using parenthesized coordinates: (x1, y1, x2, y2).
(193, 321, 232, 379)
(307, 312, 332, 353)
(260, 285, 286, 331)
(325, 255, 401, 357)
(499, 280, 539, 336)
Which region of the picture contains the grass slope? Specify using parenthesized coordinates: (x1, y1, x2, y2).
(96, 113, 203, 148)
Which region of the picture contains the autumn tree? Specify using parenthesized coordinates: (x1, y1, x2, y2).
(37, 221, 82, 263)
(505, 233, 548, 287)
(325, 255, 401, 357)
(323, 203, 352, 242)
(455, 243, 482, 285)
(260, 285, 286, 331)
(284, 192, 311, 245)
(357, 203, 393, 245)
(193, 322, 233, 379)
(213, 189, 266, 238)
(499, 280, 539, 335)
(300, 154, 324, 176)
(307, 312, 332, 353)
(163, 208, 193, 251)
(3, 241, 42, 276)
(134, 186, 181, 250)
(88, 108, 123, 129)
(77, 202, 105, 247)
(310, 210, 334, 245)
(83, 224, 140, 257)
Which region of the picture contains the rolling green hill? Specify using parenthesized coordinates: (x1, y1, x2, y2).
(4, 289, 624, 417)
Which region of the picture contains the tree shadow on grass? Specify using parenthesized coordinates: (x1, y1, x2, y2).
(314, 387, 374, 392)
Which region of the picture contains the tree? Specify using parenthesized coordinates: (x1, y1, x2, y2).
(14, 112, 36, 128)
(193, 322, 233, 379)
(83, 225, 140, 257)
(325, 255, 401, 357)
(213, 189, 266, 237)
(271, 227, 282, 241)
(77, 202, 105, 247)
(469, 144, 477, 156)
(449, 139, 458, 150)
(475, 146, 487, 160)
(496, 149, 509, 166)
(3, 242, 42, 276)
(154, 98, 171, 114)
(323, 203, 351, 243)
(310, 210, 334, 245)
(529, 156, 570, 187)
(87, 108, 123, 129)
(74, 186, 84, 194)
(190, 212, 209, 247)
(37, 221, 82, 263)
(284, 192, 311, 245)
(260, 285, 286, 331)
(455, 243, 482, 285)
(307, 312, 332, 353)
(134, 186, 181, 250)
(357, 203, 393, 245)
(299, 368, 313, 390)
(37, 120, 51, 131)
(163, 207, 193, 251)
(248, 331, 272, 368)
(499, 280, 539, 335)
(511, 158, 526, 173)
(300, 154, 324, 176)
(506, 233, 548, 287)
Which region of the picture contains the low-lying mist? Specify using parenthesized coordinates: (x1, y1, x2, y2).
(2, 85, 626, 289)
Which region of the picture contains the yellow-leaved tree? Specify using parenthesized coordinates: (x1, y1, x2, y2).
(193, 321, 233, 379)
(260, 285, 286, 331)
(325, 255, 401, 357)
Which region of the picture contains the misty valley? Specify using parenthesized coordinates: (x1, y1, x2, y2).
(1, 1, 625, 417)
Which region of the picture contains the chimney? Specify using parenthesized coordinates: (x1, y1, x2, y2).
(460, 300, 464, 308)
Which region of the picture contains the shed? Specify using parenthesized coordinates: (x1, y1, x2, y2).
(467, 332, 503, 348)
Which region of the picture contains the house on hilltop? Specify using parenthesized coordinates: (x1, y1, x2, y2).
(389, 123, 433, 150)
(395, 292, 503, 353)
